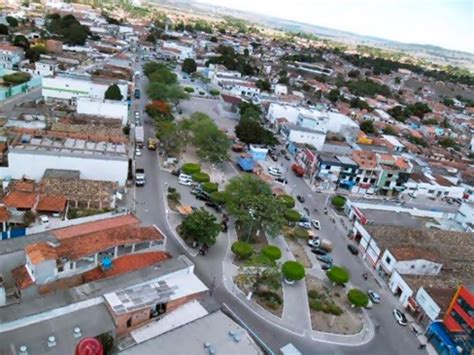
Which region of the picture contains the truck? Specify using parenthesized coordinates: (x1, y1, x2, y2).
(134, 88, 141, 99)
(147, 138, 157, 150)
(319, 239, 333, 252)
(135, 168, 145, 186)
(135, 126, 144, 148)
(292, 163, 304, 177)
(237, 156, 254, 172)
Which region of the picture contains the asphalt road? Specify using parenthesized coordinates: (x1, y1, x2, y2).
(131, 55, 423, 355)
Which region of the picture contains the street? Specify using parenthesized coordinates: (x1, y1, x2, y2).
(130, 55, 423, 355)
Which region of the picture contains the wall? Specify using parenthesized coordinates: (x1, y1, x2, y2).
(76, 97, 128, 125)
(378, 249, 396, 274)
(416, 287, 441, 321)
(388, 271, 414, 307)
(351, 202, 455, 220)
(395, 259, 442, 276)
(6, 151, 128, 185)
(404, 181, 465, 199)
(32, 259, 56, 285)
(267, 103, 300, 124)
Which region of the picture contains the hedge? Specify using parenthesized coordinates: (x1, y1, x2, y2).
(209, 89, 220, 96)
(277, 194, 295, 209)
(210, 191, 226, 204)
(202, 182, 218, 193)
(181, 163, 201, 175)
(2, 72, 31, 85)
(231, 241, 253, 259)
(284, 209, 301, 222)
(347, 288, 369, 308)
(184, 87, 195, 93)
(326, 266, 350, 285)
(281, 261, 305, 281)
(331, 195, 346, 209)
(192, 172, 210, 183)
(293, 227, 309, 239)
(261, 245, 282, 261)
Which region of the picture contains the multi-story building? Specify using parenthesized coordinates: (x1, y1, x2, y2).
(314, 155, 358, 190)
(351, 150, 380, 194)
(0, 44, 24, 70)
(377, 154, 412, 196)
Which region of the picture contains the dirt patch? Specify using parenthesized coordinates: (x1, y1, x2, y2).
(234, 269, 283, 318)
(306, 276, 363, 335)
(287, 238, 312, 268)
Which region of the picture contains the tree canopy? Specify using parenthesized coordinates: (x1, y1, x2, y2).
(235, 103, 277, 146)
(46, 14, 90, 45)
(206, 45, 256, 76)
(180, 208, 221, 246)
(182, 58, 197, 74)
(326, 266, 350, 285)
(104, 84, 123, 101)
(6, 16, 19, 27)
(360, 120, 376, 134)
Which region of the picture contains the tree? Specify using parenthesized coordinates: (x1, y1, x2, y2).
(104, 84, 123, 101)
(387, 105, 408, 122)
(326, 266, 350, 285)
(147, 82, 188, 104)
(202, 182, 218, 193)
(2, 72, 31, 85)
(443, 98, 454, 107)
(182, 58, 197, 74)
(96, 333, 114, 355)
(155, 121, 184, 155)
(256, 79, 271, 92)
(25, 45, 46, 62)
(181, 163, 201, 175)
(235, 117, 277, 146)
(22, 210, 36, 226)
(6, 16, 19, 27)
(382, 125, 397, 135)
(192, 172, 210, 183)
(350, 97, 370, 110)
(224, 175, 286, 238)
(331, 195, 346, 209)
(438, 137, 457, 149)
(180, 208, 221, 246)
(261, 245, 282, 261)
(231, 241, 253, 259)
(347, 288, 369, 308)
(276, 195, 295, 209)
(0, 24, 9, 35)
(327, 89, 340, 103)
(281, 261, 305, 282)
(189, 112, 230, 163)
(13, 35, 30, 49)
(360, 120, 375, 134)
(284, 209, 301, 222)
(145, 100, 171, 119)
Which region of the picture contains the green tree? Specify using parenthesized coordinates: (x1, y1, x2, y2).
(25, 45, 46, 62)
(261, 245, 282, 261)
(182, 58, 197, 74)
(235, 117, 277, 146)
(282, 261, 305, 282)
(155, 121, 184, 155)
(326, 266, 350, 285)
(189, 112, 230, 163)
(327, 89, 340, 103)
(443, 98, 454, 107)
(181, 163, 201, 175)
(276, 195, 295, 209)
(0, 24, 9, 35)
(224, 175, 286, 238)
(2, 72, 31, 85)
(284, 209, 301, 222)
(147, 82, 188, 104)
(347, 288, 369, 308)
(231, 241, 253, 259)
(387, 105, 408, 122)
(6, 16, 19, 27)
(382, 125, 397, 135)
(331, 195, 346, 209)
(438, 137, 457, 149)
(13, 35, 30, 49)
(256, 79, 271, 92)
(104, 84, 123, 101)
(360, 120, 375, 134)
(180, 208, 221, 246)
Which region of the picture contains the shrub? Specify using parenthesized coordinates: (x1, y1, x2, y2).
(281, 261, 305, 282)
(192, 172, 210, 183)
(284, 209, 301, 222)
(22, 210, 36, 226)
(202, 182, 218, 193)
(167, 191, 181, 203)
(210, 191, 226, 204)
(331, 195, 346, 210)
(184, 87, 194, 93)
(326, 266, 350, 285)
(181, 163, 201, 175)
(231, 241, 253, 259)
(209, 89, 220, 96)
(258, 290, 282, 304)
(199, 91, 205, 95)
(277, 194, 295, 209)
(347, 288, 369, 308)
(261, 245, 282, 261)
(327, 304, 343, 316)
(309, 299, 324, 311)
(2, 72, 31, 85)
(167, 187, 176, 193)
(308, 290, 320, 299)
(293, 227, 309, 239)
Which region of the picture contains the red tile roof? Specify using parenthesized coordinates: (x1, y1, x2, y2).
(11, 265, 34, 289)
(53, 214, 140, 240)
(221, 94, 242, 105)
(36, 196, 67, 213)
(3, 191, 37, 209)
(82, 251, 171, 283)
(0, 206, 11, 222)
(390, 246, 441, 263)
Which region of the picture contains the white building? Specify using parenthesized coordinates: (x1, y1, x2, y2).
(455, 202, 474, 230)
(282, 124, 327, 151)
(266, 103, 323, 126)
(158, 41, 194, 61)
(5, 136, 128, 185)
(0, 44, 24, 70)
(23, 59, 59, 77)
(326, 112, 360, 139)
(274, 84, 288, 96)
(76, 97, 129, 126)
(42, 72, 128, 102)
(382, 134, 406, 152)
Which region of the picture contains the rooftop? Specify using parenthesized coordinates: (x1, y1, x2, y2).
(36, 195, 67, 213)
(3, 191, 37, 209)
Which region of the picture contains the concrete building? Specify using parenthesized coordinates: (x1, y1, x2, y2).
(157, 41, 194, 61)
(326, 112, 360, 140)
(42, 72, 128, 102)
(76, 97, 129, 125)
(4, 135, 128, 185)
(22, 59, 59, 77)
(0, 44, 24, 70)
(281, 124, 327, 151)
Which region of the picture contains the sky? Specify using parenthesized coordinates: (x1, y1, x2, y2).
(196, 0, 474, 53)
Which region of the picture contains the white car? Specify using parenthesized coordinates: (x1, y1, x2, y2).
(307, 237, 320, 248)
(311, 219, 321, 230)
(393, 309, 408, 326)
(297, 221, 311, 229)
(267, 167, 281, 177)
(135, 148, 142, 156)
(368, 290, 381, 303)
(179, 173, 193, 181)
(178, 178, 193, 186)
(39, 215, 50, 226)
(134, 111, 140, 118)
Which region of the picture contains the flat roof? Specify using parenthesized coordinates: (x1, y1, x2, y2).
(120, 310, 262, 355)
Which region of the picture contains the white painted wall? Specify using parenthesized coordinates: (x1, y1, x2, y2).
(388, 271, 414, 307)
(76, 97, 129, 125)
(351, 202, 455, 219)
(404, 181, 465, 199)
(416, 287, 441, 321)
(395, 259, 442, 276)
(6, 151, 128, 185)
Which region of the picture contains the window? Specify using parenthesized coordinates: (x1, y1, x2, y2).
(411, 265, 415, 269)
(57, 265, 64, 272)
(126, 318, 132, 328)
(385, 256, 391, 264)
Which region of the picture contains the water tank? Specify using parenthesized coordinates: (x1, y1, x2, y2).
(75, 338, 103, 355)
(101, 257, 112, 270)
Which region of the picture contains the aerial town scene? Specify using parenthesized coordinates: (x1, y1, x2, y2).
(0, 0, 472, 354)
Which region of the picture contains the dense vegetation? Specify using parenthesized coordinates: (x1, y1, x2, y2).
(45, 14, 91, 45)
(206, 45, 256, 76)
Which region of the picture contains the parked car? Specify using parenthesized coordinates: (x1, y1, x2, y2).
(368, 290, 381, 304)
(39, 215, 50, 226)
(347, 244, 359, 255)
(191, 187, 203, 195)
(179, 173, 192, 181)
(316, 254, 333, 264)
(299, 215, 310, 223)
(393, 309, 408, 326)
(284, 154, 291, 161)
(267, 167, 281, 177)
(135, 148, 142, 156)
(321, 263, 332, 270)
(270, 154, 278, 162)
(275, 177, 288, 184)
(297, 195, 305, 203)
(307, 238, 321, 248)
(171, 169, 181, 177)
(178, 178, 192, 186)
(297, 221, 311, 229)
(311, 219, 321, 230)
(205, 201, 222, 213)
(311, 248, 328, 256)
(195, 192, 211, 201)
